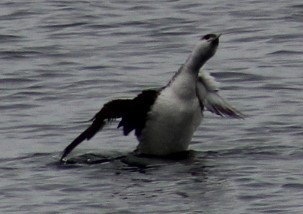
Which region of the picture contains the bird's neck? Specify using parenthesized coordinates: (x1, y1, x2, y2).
(166, 53, 205, 99)
(184, 47, 209, 72)
(165, 41, 215, 99)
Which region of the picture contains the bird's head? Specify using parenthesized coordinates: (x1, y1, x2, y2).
(189, 33, 221, 70)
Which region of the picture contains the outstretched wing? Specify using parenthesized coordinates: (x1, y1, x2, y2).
(60, 99, 132, 161)
(197, 70, 244, 118)
(60, 89, 159, 162)
(118, 89, 159, 137)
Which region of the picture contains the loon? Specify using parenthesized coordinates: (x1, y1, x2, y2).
(60, 33, 243, 162)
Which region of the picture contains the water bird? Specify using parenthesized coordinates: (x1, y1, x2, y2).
(60, 33, 243, 162)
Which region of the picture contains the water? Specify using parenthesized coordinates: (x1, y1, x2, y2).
(1, 0, 303, 213)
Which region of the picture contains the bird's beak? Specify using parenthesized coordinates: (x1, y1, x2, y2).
(211, 33, 221, 46)
(215, 33, 221, 39)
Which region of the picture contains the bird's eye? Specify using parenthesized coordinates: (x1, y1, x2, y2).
(201, 34, 217, 41)
(203, 34, 211, 40)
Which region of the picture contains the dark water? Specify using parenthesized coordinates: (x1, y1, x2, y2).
(1, 0, 303, 213)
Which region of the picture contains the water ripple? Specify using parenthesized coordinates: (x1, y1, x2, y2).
(1, 0, 303, 213)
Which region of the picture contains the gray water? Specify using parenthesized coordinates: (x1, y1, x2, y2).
(1, 0, 303, 213)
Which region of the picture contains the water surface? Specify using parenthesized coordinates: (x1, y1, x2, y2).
(1, 0, 303, 213)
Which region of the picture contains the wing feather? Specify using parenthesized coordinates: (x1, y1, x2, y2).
(60, 90, 159, 162)
(197, 70, 244, 118)
(60, 99, 131, 162)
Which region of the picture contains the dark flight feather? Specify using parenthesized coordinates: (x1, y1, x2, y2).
(60, 89, 159, 162)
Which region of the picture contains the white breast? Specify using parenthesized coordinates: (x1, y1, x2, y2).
(136, 86, 202, 156)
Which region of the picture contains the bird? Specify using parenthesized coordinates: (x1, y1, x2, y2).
(60, 33, 243, 162)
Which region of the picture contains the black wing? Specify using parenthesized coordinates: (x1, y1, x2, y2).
(118, 89, 159, 137)
(60, 89, 159, 162)
(60, 99, 132, 162)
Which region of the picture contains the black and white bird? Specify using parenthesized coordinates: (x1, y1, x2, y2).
(60, 33, 243, 162)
